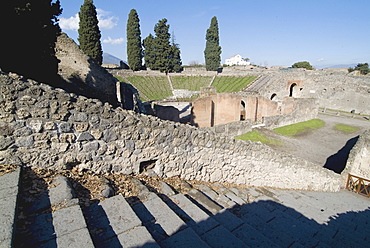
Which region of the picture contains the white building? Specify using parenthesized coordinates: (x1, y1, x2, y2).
(225, 54, 250, 66)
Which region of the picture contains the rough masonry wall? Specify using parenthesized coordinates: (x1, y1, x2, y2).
(264, 98, 319, 128)
(251, 70, 370, 115)
(0, 72, 342, 191)
(345, 130, 370, 179)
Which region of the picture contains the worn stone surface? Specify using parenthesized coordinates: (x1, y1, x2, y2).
(49, 175, 75, 206)
(0, 168, 20, 247)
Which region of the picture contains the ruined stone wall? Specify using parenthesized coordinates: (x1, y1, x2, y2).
(263, 98, 319, 128)
(344, 130, 370, 180)
(55, 33, 142, 111)
(255, 70, 370, 115)
(0, 72, 342, 191)
(192, 93, 318, 129)
(55, 33, 118, 105)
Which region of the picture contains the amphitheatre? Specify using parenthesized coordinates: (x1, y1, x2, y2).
(0, 33, 369, 247)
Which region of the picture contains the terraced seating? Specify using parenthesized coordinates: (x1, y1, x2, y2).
(243, 75, 273, 92)
(2, 167, 369, 247)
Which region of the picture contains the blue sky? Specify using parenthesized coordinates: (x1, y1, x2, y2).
(59, 0, 370, 68)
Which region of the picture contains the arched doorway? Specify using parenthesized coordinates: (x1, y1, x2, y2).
(289, 83, 297, 97)
(240, 100, 246, 120)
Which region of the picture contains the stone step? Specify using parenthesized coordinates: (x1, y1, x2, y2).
(83, 194, 158, 248)
(0, 166, 21, 247)
(166, 193, 247, 248)
(235, 187, 370, 247)
(136, 179, 249, 247)
(192, 185, 282, 247)
(267, 189, 370, 247)
(9, 167, 370, 248)
(168, 183, 281, 248)
(52, 204, 94, 247)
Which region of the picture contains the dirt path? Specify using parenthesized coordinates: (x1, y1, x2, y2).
(257, 113, 370, 171)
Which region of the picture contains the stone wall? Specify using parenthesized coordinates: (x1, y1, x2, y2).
(0, 71, 342, 191)
(344, 130, 370, 179)
(56, 33, 141, 111)
(55, 33, 118, 105)
(263, 98, 319, 129)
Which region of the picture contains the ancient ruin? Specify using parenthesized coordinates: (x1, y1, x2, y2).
(1, 32, 370, 248)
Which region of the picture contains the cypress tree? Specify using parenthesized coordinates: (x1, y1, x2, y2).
(170, 34, 183, 73)
(126, 9, 143, 71)
(204, 16, 221, 71)
(143, 34, 155, 69)
(0, 0, 62, 83)
(78, 0, 103, 65)
(153, 19, 172, 73)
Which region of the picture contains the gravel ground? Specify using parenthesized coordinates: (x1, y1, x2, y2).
(257, 113, 370, 171)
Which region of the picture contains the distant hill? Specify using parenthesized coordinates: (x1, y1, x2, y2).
(103, 52, 126, 65)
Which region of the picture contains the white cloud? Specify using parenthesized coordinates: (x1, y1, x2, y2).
(59, 9, 118, 31)
(59, 14, 79, 31)
(97, 9, 118, 30)
(103, 37, 125, 45)
(317, 58, 325, 62)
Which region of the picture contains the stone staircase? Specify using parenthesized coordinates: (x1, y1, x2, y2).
(1, 167, 369, 248)
(243, 75, 273, 93)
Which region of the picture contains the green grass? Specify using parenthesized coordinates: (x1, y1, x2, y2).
(273, 119, 325, 137)
(211, 76, 256, 93)
(115, 75, 257, 102)
(171, 76, 212, 91)
(333, 124, 359, 133)
(235, 130, 283, 145)
(126, 76, 172, 101)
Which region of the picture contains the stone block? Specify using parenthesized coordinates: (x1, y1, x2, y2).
(58, 122, 73, 133)
(102, 129, 118, 142)
(56, 227, 94, 248)
(52, 205, 88, 237)
(49, 176, 74, 206)
(170, 193, 219, 235)
(28, 120, 43, 133)
(82, 141, 100, 153)
(16, 108, 31, 119)
(15, 136, 34, 147)
(0, 136, 14, 151)
(43, 121, 56, 130)
(160, 227, 210, 248)
(77, 132, 94, 142)
(74, 122, 89, 132)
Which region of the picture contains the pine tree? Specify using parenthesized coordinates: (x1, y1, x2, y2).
(143, 34, 155, 69)
(0, 0, 62, 83)
(78, 0, 103, 65)
(126, 9, 142, 71)
(204, 16, 221, 71)
(153, 19, 172, 73)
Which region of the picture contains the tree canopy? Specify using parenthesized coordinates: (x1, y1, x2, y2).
(143, 19, 182, 73)
(348, 63, 369, 75)
(78, 0, 103, 65)
(291, 61, 313, 70)
(143, 34, 156, 69)
(0, 0, 62, 83)
(204, 16, 222, 71)
(126, 9, 143, 71)
(170, 35, 183, 73)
